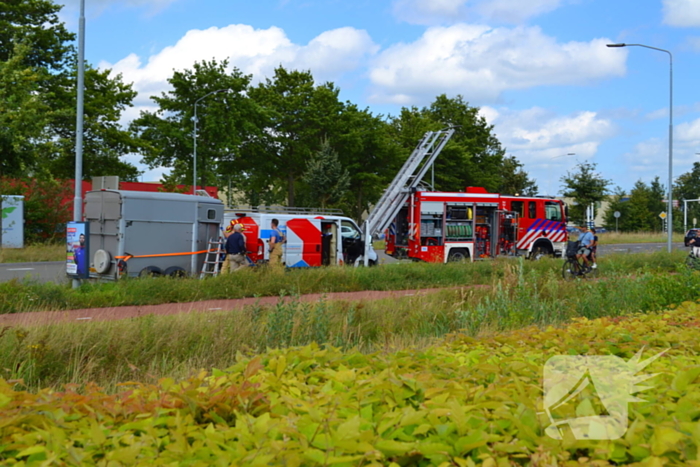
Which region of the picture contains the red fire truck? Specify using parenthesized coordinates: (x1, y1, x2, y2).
(384, 187, 567, 262)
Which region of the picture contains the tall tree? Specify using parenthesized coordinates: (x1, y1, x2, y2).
(247, 67, 345, 206)
(0, 0, 74, 70)
(40, 65, 142, 180)
(603, 186, 629, 232)
(560, 162, 611, 226)
(130, 60, 264, 191)
(499, 155, 538, 196)
(331, 105, 400, 221)
(389, 95, 514, 193)
(0, 0, 140, 180)
(302, 138, 350, 209)
(0, 42, 49, 177)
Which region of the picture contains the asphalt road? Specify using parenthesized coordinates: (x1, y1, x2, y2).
(0, 242, 688, 284)
(0, 261, 69, 284)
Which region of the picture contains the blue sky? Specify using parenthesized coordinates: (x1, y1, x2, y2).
(56, 0, 700, 197)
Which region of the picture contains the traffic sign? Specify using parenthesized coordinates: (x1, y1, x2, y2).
(614, 211, 621, 218)
(659, 212, 667, 219)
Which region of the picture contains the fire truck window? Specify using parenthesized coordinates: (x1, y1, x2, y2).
(545, 202, 562, 221)
(511, 201, 524, 218)
(528, 201, 536, 219)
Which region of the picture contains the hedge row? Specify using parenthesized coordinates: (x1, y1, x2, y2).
(1, 302, 700, 466)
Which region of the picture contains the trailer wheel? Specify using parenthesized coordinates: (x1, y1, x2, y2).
(139, 266, 163, 278)
(164, 266, 187, 278)
(447, 249, 469, 262)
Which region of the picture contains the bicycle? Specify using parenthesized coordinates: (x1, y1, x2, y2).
(562, 241, 597, 280)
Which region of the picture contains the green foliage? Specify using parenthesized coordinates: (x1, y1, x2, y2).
(0, 177, 72, 243)
(675, 162, 700, 230)
(561, 162, 611, 225)
(604, 178, 668, 232)
(302, 137, 350, 209)
(389, 95, 534, 195)
(130, 59, 263, 192)
(0, 0, 140, 181)
(247, 67, 346, 206)
(0, 42, 50, 177)
(1, 303, 699, 465)
(0, 0, 74, 71)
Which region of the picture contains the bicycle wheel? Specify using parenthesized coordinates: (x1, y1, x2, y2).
(562, 259, 580, 280)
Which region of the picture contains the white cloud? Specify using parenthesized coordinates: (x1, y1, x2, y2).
(622, 139, 665, 175)
(676, 118, 700, 146)
(480, 107, 615, 194)
(663, 0, 700, 27)
(101, 24, 378, 106)
(392, 0, 565, 25)
(492, 107, 614, 158)
(368, 25, 626, 105)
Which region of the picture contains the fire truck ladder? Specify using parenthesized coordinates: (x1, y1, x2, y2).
(200, 237, 226, 279)
(361, 128, 455, 265)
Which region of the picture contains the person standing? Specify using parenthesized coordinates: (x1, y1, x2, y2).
(74, 233, 87, 276)
(589, 228, 599, 269)
(268, 218, 285, 267)
(223, 223, 247, 273)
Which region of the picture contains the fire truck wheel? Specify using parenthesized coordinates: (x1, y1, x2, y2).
(530, 245, 553, 260)
(447, 249, 469, 262)
(353, 257, 378, 267)
(164, 266, 187, 278)
(139, 266, 163, 278)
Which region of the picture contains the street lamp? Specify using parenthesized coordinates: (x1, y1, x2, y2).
(607, 42, 674, 253)
(193, 89, 228, 194)
(547, 153, 575, 195)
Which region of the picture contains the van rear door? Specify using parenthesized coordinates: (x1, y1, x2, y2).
(285, 218, 322, 267)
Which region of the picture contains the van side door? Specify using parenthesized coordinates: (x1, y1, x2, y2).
(285, 218, 322, 267)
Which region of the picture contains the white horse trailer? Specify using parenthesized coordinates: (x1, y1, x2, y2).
(85, 190, 223, 279)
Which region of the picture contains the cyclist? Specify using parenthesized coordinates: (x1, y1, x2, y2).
(576, 225, 594, 272)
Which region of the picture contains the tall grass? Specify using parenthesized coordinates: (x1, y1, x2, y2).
(0, 242, 65, 263)
(0, 250, 687, 314)
(3, 256, 699, 392)
(599, 231, 684, 244)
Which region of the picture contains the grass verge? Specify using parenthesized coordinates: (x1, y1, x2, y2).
(2, 256, 699, 391)
(0, 250, 687, 314)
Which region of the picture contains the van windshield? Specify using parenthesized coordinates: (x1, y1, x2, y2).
(341, 220, 361, 239)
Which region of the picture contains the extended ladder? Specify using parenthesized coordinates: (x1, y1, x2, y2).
(362, 128, 455, 264)
(199, 237, 225, 279)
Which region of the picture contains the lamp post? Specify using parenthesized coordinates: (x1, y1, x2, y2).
(192, 89, 228, 194)
(71, 0, 86, 290)
(607, 42, 673, 253)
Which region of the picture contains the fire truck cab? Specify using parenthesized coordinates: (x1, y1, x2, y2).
(223, 209, 378, 267)
(386, 187, 566, 263)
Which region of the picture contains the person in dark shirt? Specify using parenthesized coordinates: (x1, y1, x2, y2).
(74, 233, 87, 276)
(224, 223, 247, 272)
(590, 228, 598, 269)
